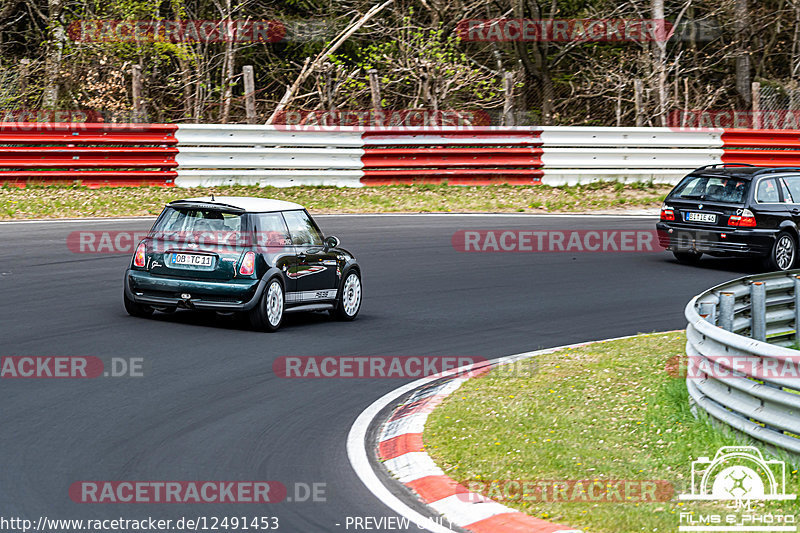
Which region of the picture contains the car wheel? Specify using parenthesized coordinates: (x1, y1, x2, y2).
(764, 231, 797, 271)
(672, 250, 703, 265)
(123, 290, 154, 318)
(334, 270, 362, 321)
(249, 277, 284, 332)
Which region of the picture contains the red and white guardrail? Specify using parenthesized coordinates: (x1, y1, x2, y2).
(2, 123, 800, 187)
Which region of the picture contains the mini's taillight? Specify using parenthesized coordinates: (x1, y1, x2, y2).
(133, 242, 146, 268)
(239, 251, 256, 275)
(729, 208, 757, 227)
(660, 204, 675, 221)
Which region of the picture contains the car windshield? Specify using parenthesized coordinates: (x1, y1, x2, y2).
(151, 207, 244, 244)
(670, 175, 749, 203)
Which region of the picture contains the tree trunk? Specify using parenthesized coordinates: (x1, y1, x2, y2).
(751, 81, 761, 129)
(634, 79, 644, 127)
(132, 64, 145, 122)
(651, 0, 668, 126)
(792, 0, 800, 80)
(735, 0, 752, 107)
(368, 69, 382, 112)
(243, 65, 256, 124)
(173, 5, 194, 119)
(220, 7, 235, 124)
(512, 0, 554, 125)
(502, 71, 514, 126)
(42, 0, 65, 108)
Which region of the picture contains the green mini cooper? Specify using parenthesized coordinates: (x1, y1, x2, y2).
(124, 196, 362, 331)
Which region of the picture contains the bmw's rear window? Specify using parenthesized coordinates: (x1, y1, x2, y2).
(670, 175, 750, 203)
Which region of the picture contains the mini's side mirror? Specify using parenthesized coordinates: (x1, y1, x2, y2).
(324, 236, 340, 250)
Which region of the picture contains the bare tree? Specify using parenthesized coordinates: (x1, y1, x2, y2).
(735, 0, 752, 107)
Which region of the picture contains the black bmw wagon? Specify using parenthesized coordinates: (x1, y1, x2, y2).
(656, 164, 800, 271)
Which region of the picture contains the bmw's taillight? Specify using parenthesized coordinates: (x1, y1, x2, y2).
(133, 242, 147, 268)
(239, 251, 255, 275)
(729, 208, 757, 227)
(660, 204, 675, 221)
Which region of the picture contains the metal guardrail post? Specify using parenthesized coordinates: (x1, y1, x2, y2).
(687, 270, 800, 456)
(719, 292, 735, 331)
(795, 275, 800, 344)
(751, 281, 766, 341)
(699, 302, 716, 324)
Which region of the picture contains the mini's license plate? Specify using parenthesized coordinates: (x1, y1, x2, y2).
(171, 253, 213, 267)
(685, 212, 717, 223)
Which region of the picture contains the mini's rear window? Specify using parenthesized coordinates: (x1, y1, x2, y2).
(670, 175, 749, 203)
(152, 207, 243, 239)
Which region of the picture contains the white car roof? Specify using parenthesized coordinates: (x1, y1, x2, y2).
(179, 196, 305, 213)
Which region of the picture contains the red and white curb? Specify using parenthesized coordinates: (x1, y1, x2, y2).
(347, 334, 662, 533)
(376, 367, 579, 533)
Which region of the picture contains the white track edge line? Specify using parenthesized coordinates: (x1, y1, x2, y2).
(346, 331, 676, 533)
(0, 212, 657, 225)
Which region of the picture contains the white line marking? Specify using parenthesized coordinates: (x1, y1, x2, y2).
(384, 453, 445, 483)
(379, 414, 428, 442)
(429, 495, 511, 527)
(0, 217, 156, 225)
(0, 212, 657, 225)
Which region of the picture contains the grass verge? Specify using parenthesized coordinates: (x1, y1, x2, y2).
(424, 332, 799, 533)
(0, 182, 670, 219)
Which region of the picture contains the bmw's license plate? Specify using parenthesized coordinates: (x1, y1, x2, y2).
(685, 212, 717, 223)
(171, 253, 213, 267)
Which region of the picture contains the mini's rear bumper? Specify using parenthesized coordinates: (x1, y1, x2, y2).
(655, 223, 775, 256)
(125, 269, 266, 311)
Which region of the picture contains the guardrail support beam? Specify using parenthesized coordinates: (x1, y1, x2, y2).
(719, 292, 735, 331)
(751, 281, 766, 341)
(795, 275, 800, 344)
(699, 302, 716, 324)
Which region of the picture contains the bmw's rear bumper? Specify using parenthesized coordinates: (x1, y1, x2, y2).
(656, 223, 775, 256)
(125, 269, 265, 311)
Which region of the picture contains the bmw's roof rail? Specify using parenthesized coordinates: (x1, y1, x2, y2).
(692, 163, 755, 172)
(751, 167, 800, 176)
